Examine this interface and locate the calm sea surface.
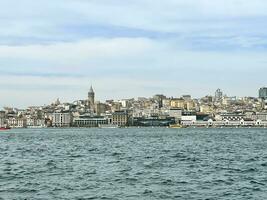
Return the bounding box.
[0,128,267,200]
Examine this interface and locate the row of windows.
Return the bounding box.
[75,120,107,125]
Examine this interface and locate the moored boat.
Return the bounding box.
[99,124,119,128]
[0,127,11,131]
[169,124,182,128]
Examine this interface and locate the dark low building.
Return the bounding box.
[196,113,211,121]
[73,115,108,127]
[132,116,175,127]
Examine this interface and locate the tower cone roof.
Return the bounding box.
[89,85,94,93]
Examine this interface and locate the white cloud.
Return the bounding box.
[1,0,267,40]
[0,0,267,107]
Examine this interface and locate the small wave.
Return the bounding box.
[250,180,265,186]
[161,179,174,186]
[100,196,113,199]
[120,167,132,173]
[77,196,98,200]
[111,152,123,156]
[143,189,153,194]
[162,149,171,153]
[69,154,83,158]
[84,170,97,175]
[87,148,98,152]
[242,168,258,173]
[125,177,139,184]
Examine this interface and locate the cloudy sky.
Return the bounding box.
[1,0,267,108]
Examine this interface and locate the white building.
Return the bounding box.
[7,118,27,128]
[181,115,197,126]
[27,118,46,128]
[52,113,72,127]
[182,119,267,127]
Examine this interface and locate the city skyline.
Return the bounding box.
[1,85,265,109]
[1,0,267,107]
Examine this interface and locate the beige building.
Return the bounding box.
[95,101,107,116]
[200,105,214,114]
[186,100,196,111]
[112,111,128,126]
[170,98,185,109]
[170,98,196,111]
[162,99,171,108]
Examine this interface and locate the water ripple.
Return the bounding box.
[0,128,267,199]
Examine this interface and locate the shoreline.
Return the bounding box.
[3,126,267,129]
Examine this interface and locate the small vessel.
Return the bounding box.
[169,124,182,128]
[99,124,119,128]
[0,127,11,131]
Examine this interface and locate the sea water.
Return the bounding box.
[0,128,266,200]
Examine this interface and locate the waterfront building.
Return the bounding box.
[220,113,245,121]
[52,112,72,127]
[196,113,211,121]
[132,116,175,127]
[185,119,258,127]
[7,118,27,128]
[244,111,256,121]
[255,119,267,127]
[26,118,46,128]
[259,87,267,99]
[73,115,108,127]
[112,111,129,127]
[166,108,182,122]
[181,115,197,122]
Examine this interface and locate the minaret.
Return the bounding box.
[88,85,95,109]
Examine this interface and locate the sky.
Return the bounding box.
[1,0,267,108]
